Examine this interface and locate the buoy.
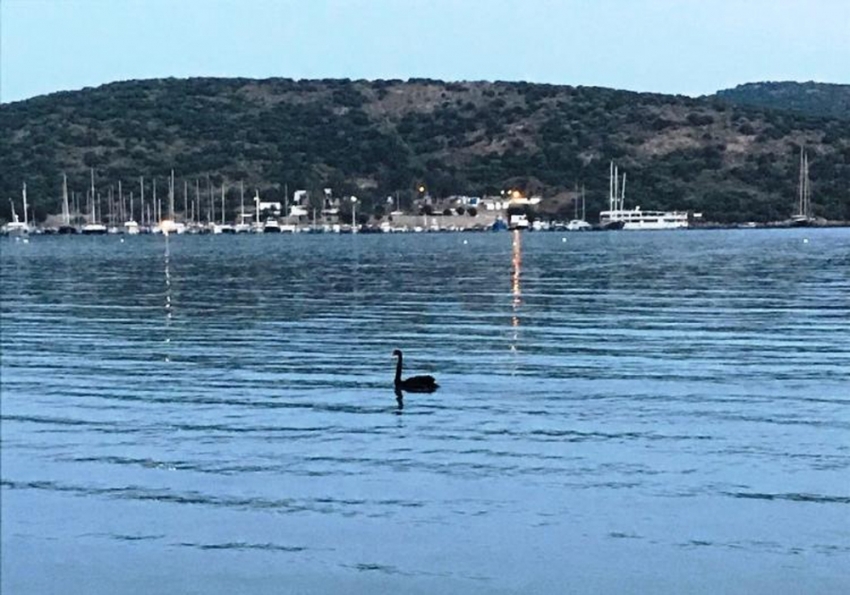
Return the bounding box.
[803,238,809,244]
[562,237,567,242]
[463,239,468,245]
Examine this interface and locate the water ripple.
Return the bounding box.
[3,230,849,590]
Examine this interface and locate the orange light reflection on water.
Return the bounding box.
[511,230,522,347]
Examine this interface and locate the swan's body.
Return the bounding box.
[393,349,438,393]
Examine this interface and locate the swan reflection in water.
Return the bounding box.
[392,349,438,410]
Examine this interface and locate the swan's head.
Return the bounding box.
[392,349,402,357]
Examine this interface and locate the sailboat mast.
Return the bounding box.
[62,173,70,224]
[798,147,804,217]
[90,168,96,223]
[581,184,586,221]
[573,183,579,220]
[183,180,188,223]
[22,182,29,226]
[207,175,213,223]
[240,180,245,224]
[803,153,812,218]
[621,172,627,210]
[139,176,145,226]
[169,169,175,221]
[221,183,226,225]
[615,166,619,211]
[108,186,113,226]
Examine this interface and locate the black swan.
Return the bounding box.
[393,349,438,393]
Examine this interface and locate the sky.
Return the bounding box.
[1,0,848,103]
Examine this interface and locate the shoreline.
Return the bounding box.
[4,219,849,237]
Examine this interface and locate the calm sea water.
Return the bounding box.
[2,229,848,594]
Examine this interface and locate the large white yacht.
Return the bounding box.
[599,161,689,230]
[600,207,689,230]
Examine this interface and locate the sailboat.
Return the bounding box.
[790,147,815,227]
[81,169,107,235]
[58,173,78,234]
[234,181,252,233]
[4,185,30,238]
[120,179,139,235]
[567,185,592,231]
[217,183,234,233]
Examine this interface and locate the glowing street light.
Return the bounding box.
[350,196,358,232]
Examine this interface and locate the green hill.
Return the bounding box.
[713,81,850,121]
[2,77,849,224]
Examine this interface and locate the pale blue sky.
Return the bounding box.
[1,0,848,103]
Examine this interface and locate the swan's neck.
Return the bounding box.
[394,354,403,384]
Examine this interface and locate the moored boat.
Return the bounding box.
[3,200,30,238]
[263,219,282,233]
[790,147,815,227]
[599,161,688,230]
[81,222,108,235]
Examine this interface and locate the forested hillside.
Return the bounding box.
[713,81,850,121]
[2,77,849,223]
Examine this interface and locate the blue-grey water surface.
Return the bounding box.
[2,229,849,594]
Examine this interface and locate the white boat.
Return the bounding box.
[599,161,688,230]
[566,185,591,230]
[601,207,689,230]
[4,197,30,238]
[157,219,186,235]
[263,219,282,233]
[81,222,107,235]
[124,220,140,235]
[566,219,592,231]
[509,213,529,230]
